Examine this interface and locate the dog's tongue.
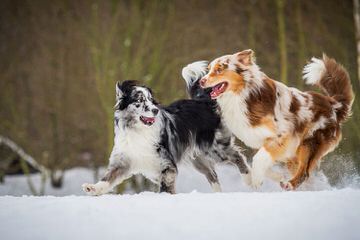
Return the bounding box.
[141,116,155,125]
[210,83,225,98]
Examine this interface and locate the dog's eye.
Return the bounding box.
[137,96,145,103]
[215,68,222,74]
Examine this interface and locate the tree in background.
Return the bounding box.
[86,1,173,157]
[276,0,288,84]
[296,0,306,87]
[354,0,360,84]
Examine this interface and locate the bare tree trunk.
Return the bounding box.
[247,0,256,49]
[296,0,306,87]
[354,0,360,84]
[276,0,288,84]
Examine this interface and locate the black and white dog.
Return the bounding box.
[82,63,250,195]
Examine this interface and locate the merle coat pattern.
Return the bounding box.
[82,78,250,195]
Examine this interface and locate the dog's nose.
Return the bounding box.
[152,108,159,116]
[199,78,207,87]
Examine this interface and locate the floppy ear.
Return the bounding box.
[116,81,123,99]
[235,49,255,66]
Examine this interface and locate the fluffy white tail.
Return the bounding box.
[302,57,326,85]
[181,61,208,89]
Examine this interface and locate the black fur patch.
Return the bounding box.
[159,99,221,161]
[116,80,138,110]
[116,80,158,110]
[188,79,213,100]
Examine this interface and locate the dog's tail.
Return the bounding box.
[303,55,354,122]
[181,61,209,99]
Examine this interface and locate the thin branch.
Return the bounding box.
[0,135,48,175]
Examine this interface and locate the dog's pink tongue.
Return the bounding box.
[210,91,218,98]
[148,117,155,123]
[210,85,222,98]
[144,117,155,124]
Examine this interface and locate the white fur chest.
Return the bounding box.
[114,124,161,179]
[218,93,274,149]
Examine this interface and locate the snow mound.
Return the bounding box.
[1,189,359,240]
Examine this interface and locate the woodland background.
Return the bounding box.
[0,0,359,193]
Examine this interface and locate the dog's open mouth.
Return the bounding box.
[140,116,155,126]
[210,82,228,99]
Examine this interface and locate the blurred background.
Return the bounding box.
[0,0,359,195]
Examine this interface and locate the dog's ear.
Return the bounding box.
[235,49,255,66]
[114,81,123,109]
[116,81,123,99]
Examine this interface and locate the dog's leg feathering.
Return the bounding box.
[159,164,177,194]
[193,159,222,192]
[82,161,130,196]
[251,148,274,189]
[231,151,252,186]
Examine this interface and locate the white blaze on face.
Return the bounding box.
[135,87,152,100]
[130,87,159,119]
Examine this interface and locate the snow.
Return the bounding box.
[0,165,336,196]
[0,167,101,196]
[1,163,360,240]
[0,189,359,240]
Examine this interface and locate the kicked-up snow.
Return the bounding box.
[0,189,359,240]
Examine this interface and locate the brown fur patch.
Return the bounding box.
[289,95,300,114]
[234,64,244,74]
[294,120,306,134]
[288,144,311,188]
[321,56,354,122]
[264,135,291,160]
[226,71,246,93]
[261,115,276,132]
[204,69,245,93]
[287,123,341,188]
[309,92,333,122]
[245,78,277,126]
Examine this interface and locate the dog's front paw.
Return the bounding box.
[82,181,110,196]
[82,183,99,196]
[241,173,252,186]
[251,173,264,189]
[280,181,294,191]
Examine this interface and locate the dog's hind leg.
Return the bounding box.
[282,131,341,190]
[221,144,251,186]
[228,150,251,184]
[193,159,222,192]
[82,161,130,196]
[281,144,310,190]
[214,132,251,185]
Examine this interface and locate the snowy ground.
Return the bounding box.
[1,164,360,240]
[0,164,337,196]
[1,189,359,240]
